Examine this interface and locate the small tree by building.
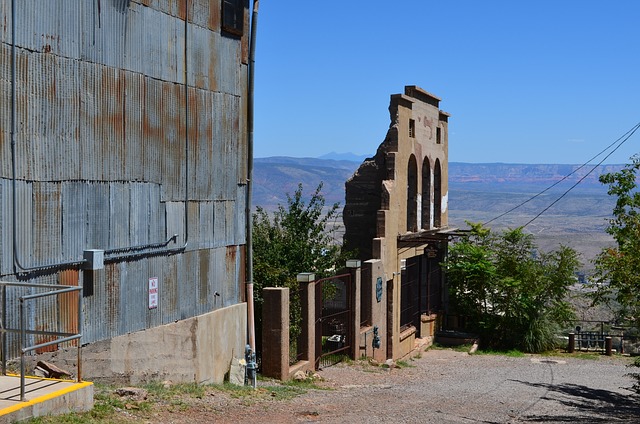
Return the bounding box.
[446,223,579,352]
[252,183,349,359]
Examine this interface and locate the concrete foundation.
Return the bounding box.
[31,304,247,385]
[0,377,93,424]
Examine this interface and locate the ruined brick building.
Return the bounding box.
[344,86,451,360]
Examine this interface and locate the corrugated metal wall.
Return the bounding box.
[0,0,248,349]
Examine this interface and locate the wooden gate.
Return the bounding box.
[315,273,353,369]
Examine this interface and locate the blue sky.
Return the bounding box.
[253,1,640,164]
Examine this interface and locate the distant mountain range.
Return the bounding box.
[253,155,622,270]
[253,156,623,210]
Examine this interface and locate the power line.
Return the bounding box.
[482,121,640,228]
[522,122,640,228]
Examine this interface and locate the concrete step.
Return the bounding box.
[0,375,93,423]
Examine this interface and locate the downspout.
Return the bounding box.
[246,0,259,356]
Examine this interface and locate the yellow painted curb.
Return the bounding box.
[0,380,93,417]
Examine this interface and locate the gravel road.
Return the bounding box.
[207,349,638,424]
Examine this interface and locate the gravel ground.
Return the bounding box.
[150,349,639,423]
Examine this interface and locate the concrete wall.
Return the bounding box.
[37,304,247,385]
[359,259,387,362]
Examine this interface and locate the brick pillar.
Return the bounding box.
[346,260,362,360]
[261,288,289,380]
[297,273,316,368]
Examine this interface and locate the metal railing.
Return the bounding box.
[0,282,83,401]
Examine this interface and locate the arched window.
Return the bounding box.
[434,159,442,228]
[421,158,431,230]
[407,155,418,232]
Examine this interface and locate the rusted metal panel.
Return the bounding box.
[235,184,247,244]
[14,180,33,270]
[198,202,214,249]
[8,1,83,60]
[208,247,223,309]
[165,202,186,247]
[32,182,62,265]
[197,249,211,314]
[78,61,99,181]
[161,250,180,322]
[86,182,110,250]
[58,270,79,349]
[118,261,147,335]
[149,183,165,243]
[80,0,127,70]
[0,44,11,178]
[124,72,144,182]
[179,250,198,318]
[109,182,130,250]
[130,183,150,246]
[223,245,239,307]
[124,3,183,84]
[61,182,87,262]
[0,180,13,275]
[213,201,226,248]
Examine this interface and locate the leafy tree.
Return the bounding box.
[252,183,349,357]
[591,154,640,327]
[446,223,579,352]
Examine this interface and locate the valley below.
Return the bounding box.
[254,157,620,273]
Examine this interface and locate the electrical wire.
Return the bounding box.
[484,122,640,226]
[521,122,640,228]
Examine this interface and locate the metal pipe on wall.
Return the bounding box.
[246,0,260,354]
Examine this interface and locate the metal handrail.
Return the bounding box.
[0,282,82,401]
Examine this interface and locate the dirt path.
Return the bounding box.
[141,349,639,423]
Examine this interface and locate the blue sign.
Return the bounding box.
[376,277,383,303]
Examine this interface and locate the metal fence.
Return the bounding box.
[0,282,82,401]
[315,273,352,369]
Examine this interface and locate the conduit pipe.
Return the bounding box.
[246,0,260,356]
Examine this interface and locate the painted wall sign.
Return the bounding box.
[149,277,158,309]
[376,277,383,303]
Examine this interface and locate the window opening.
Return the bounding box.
[222,0,246,36]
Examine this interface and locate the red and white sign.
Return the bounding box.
[149,277,158,309]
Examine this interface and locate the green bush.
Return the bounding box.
[446,223,579,353]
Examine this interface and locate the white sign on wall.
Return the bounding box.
[149,277,158,309]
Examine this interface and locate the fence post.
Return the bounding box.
[568,332,575,353]
[297,273,316,368]
[262,287,290,380]
[346,260,361,360]
[605,336,612,356]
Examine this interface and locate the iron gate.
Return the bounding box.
[315,273,353,369]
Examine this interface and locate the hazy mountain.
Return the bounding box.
[253,156,621,265]
[253,157,622,208]
[316,152,372,162]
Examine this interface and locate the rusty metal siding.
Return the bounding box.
[0,0,248,348]
[61,182,88,263]
[32,182,62,265]
[109,183,131,250]
[0,180,12,275]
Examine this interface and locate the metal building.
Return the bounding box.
[0,0,250,384]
